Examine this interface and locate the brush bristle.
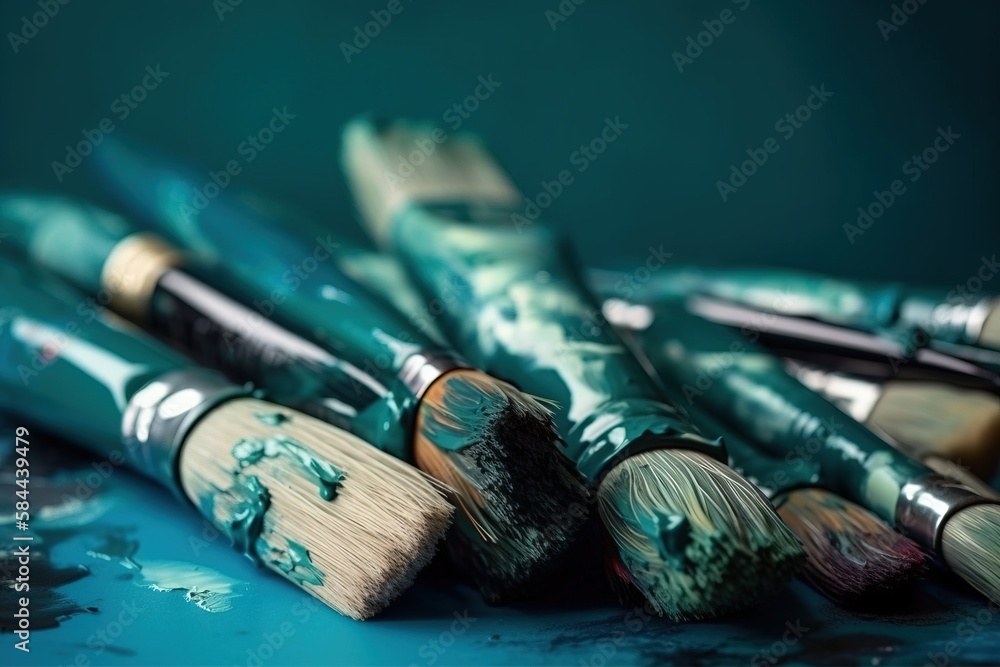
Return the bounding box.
[871,382,1000,478]
[415,369,589,601]
[597,449,805,620]
[921,456,1000,501]
[341,118,522,246]
[179,398,453,619]
[942,503,1000,605]
[978,301,1000,351]
[776,488,928,605]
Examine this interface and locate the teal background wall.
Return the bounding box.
[1,0,997,285]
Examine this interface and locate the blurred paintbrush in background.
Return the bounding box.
[0,258,453,620]
[600,265,1000,353]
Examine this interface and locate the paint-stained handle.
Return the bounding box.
[633,300,931,523]
[0,262,197,478]
[90,138,457,459]
[0,194,134,296]
[605,264,993,348]
[387,200,724,483]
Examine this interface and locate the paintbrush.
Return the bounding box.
[0,258,453,620]
[783,361,1000,487]
[340,118,805,621]
[597,265,1000,353]
[0,188,588,603]
[592,287,1000,394]
[645,366,930,606]
[316,243,934,605]
[612,298,1000,606]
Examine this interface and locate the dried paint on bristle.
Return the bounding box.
[942,504,1000,605]
[776,488,928,605]
[416,370,590,601]
[598,449,805,620]
[179,398,453,619]
[233,435,346,500]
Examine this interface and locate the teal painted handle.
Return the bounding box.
[0,261,194,469]
[90,138,458,458]
[632,300,930,523]
[604,265,993,348]
[389,202,723,483]
[0,194,133,295]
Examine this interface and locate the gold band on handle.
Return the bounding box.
[101,232,183,323]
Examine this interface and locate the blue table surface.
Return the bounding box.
[2,434,1000,667]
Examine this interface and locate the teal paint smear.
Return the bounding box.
[255,411,291,426]
[268,540,324,587]
[232,436,346,501]
[137,560,243,613]
[636,509,691,567]
[225,474,271,566]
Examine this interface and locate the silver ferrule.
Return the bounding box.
[916,297,997,345]
[122,368,252,493]
[895,474,993,555]
[399,351,468,399]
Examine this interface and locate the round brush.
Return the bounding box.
[0,190,588,603]
[340,118,805,621]
[0,261,452,620]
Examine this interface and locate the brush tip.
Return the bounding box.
[942,503,1000,606]
[179,398,453,619]
[598,449,805,620]
[777,488,928,605]
[415,369,589,601]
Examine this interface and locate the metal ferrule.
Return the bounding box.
[399,351,469,399]
[121,368,252,494]
[102,232,184,324]
[895,474,995,556]
[916,297,997,346]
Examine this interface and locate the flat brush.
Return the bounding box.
[0,260,453,620]
[341,117,805,621]
[2,187,588,602]
[614,298,1000,606]
[596,265,1000,353]
[784,361,1000,485]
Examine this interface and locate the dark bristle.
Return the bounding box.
[777,488,929,606]
[417,370,590,601]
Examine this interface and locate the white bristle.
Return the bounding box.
[942,503,1000,605]
[178,398,453,620]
